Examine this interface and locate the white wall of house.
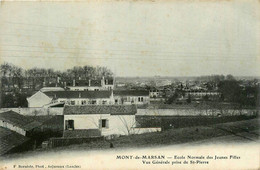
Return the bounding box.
[133,127,161,134]
[64,114,136,136]
[27,91,52,107]
[0,120,26,136]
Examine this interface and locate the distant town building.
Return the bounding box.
[149,88,160,98]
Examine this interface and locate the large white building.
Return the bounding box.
[63,105,137,137]
[63,105,160,137]
[27,91,114,108]
[27,90,150,108]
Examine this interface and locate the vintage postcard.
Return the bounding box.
[0,0,259,169]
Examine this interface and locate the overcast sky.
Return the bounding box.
[0,1,259,77]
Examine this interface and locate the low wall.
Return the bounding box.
[0,107,64,116]
[133,127,161,134]
[137,108,259,116]
[0,107,258,117]
[48,136,104,148]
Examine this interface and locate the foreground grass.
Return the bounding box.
[48,117,259,151]
[3,118,259,160]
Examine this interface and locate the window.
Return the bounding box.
[71,101,75,105]
[141,97,144,102]
[91,100,96,104]
[102,100,107,105]
[82,100,87,105]
[99,119,109,128]
[65,120,74,130]
[115,99,118,104]
[138,97,141,102]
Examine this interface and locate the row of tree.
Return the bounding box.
[0,62,114,90]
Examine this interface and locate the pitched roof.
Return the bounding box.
[0,127,29,155]
[64,105,137,115]
[90,80,101,87]
[0,111,41,131]
[43,91,112,99]
[40,87,65,92]
[114,90,149,96]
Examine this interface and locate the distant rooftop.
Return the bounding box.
[43,91,112,99]
[114,90,149,96]
[40,87,65,92]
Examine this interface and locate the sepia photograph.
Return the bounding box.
[0,0,259,169]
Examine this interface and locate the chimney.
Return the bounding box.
[79,93,81,98]
[73,80,75,86]
[89,79,91,87]
[101,76,104,86]
[64,82,66,87]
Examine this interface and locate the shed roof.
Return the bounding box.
[0,127,29,155]
[64,105,137,115]
[0,111,41,131]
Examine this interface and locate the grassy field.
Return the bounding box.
[42,117,260,151]
[136,115,257,130]
[2,117,259,160]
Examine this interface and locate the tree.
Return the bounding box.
[218,79,240,103]
[118,115,137,135]
[165,93,178,104]
[226,74,235,81]
[187,94,191,103]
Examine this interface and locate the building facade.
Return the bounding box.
[65,77,114,91]
[113,90,150,105]
[63,105,137,137]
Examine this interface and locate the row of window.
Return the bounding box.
[67,100,108,105]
